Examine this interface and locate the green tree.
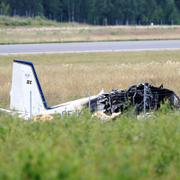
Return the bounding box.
[0,0,10,15]
[43,0,62,20]
[2,0,180,25]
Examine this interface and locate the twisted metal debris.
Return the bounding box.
[90,83,180,116]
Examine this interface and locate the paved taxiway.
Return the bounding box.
[0,40,180,55]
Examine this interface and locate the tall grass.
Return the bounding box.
[0,107,179,179]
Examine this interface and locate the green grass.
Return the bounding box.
[0,16,78,27]
[0,107,180,179]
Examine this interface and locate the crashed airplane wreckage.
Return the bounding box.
[90,83,180,117]
[0,60,180,120]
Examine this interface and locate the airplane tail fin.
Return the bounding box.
[10,60,48,118]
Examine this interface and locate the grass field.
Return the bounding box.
[0,51,180,179]
[0,16,180,44]
[1,51,180,107]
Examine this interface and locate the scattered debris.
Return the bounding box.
[33,114,54,122]
[92,112,121,122]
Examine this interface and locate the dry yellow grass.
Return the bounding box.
[0,26,180,44]
[0,50,180,108]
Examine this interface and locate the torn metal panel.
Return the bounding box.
[90,83,180,115]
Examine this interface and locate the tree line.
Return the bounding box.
[0,0,180,25]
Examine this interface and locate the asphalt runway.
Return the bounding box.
[0,40,180,55]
